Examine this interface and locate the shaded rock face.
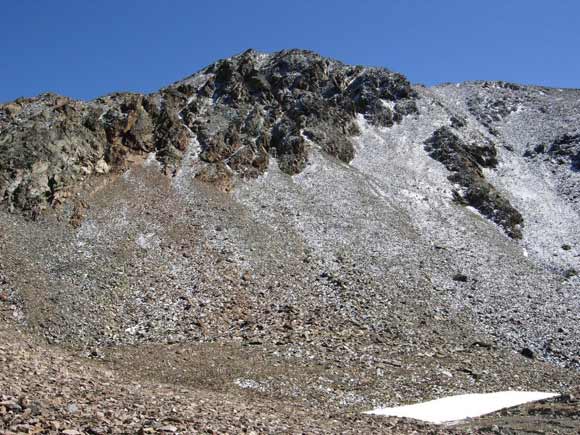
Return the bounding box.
[424,126,524,239]
[180,49,417,175]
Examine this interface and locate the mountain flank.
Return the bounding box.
[1,49,579,433]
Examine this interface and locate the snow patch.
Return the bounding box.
[365,391,558,424]
[143,152,160,168]
[380,99,396,110]
[173,138,201,193]
[136,232,157,250]
[234,378,266,392]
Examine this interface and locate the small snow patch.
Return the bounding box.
[380,99,396,110]
[364,391,558,424]
[143,152,160,168]
[233,378,266,392]
[136,232,157,250]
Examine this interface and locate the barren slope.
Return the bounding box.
[0,49,579,433]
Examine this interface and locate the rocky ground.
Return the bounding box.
[1,49,579,433]
[1,322,578,434]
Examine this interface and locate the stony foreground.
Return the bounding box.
[1,322,579,434]
[0,322,441,434]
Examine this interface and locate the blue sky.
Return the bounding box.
[1,1,579,102]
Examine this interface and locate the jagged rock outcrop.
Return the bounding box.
[0,49,418,215]
[548,132,580,169]
[525,131,580,170]
[178,49,417,177]
[424,126,524,239]
[0,92,190,214]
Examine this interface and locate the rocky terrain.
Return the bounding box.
[0,49,579,433]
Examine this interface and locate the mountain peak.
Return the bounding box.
[0,49,417,212]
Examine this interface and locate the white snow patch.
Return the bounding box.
[365,391,558,424]
[136,232,157,250]
[233,378,266,392]
[175,72,213,90]
[143,152,159,168]
[173,138,201,193]
[122,168,133,181]
[253,52,270,68]
[380,99,396,110]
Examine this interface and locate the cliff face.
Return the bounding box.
[0,91,187,214]
[0,49,417,212]
[0,50,579,432]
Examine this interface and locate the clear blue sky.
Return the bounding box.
[1,0,579,102]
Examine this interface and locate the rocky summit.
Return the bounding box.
[0,49,579,434]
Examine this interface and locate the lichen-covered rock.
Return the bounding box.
[0,91,193,214]
[0,94,107,213]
